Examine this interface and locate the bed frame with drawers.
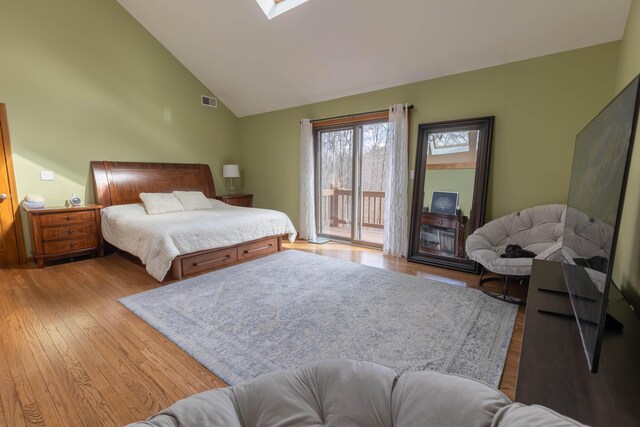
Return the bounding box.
[90,161,282,281]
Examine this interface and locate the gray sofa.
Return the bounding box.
[128,359,586,427]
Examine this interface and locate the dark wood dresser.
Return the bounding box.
[24,204,103,267]
[216,194,253,207]
[516,260,640,426]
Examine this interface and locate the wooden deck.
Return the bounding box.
[0,242,524,426]
[321,224,384,245]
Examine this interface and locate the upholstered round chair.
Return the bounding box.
[465,204,566,304]
[128,359,585,427]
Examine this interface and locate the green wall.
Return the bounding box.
[613,0,640,311]
[0,0,240,253]
[0,0,628,270]
[238,43,620,227]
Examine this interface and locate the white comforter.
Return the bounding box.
[101,200,297,281]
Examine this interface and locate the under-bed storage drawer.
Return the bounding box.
[238,237,279,261]
[182,247,238,276]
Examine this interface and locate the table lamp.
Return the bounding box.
[223,164,240,194]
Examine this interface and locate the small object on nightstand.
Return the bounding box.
[22,194,46,209]
[216,194,253,208]
[23,204,104,268]
[70,193,82,207]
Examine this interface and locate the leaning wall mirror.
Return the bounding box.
[408,116,494,272]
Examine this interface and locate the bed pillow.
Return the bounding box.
[173,191,214,211]
[139,193,184,215]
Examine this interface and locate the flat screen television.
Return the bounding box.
[561,75,640,373]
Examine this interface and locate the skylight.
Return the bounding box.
[428,132,475,156]
[255,0,310,20]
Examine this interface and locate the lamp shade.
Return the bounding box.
[223,164,240,178]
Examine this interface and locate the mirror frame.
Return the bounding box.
[408,116,494,273]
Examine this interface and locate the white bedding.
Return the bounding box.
[101,199,297,281]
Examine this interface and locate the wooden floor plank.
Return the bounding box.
[65,261,226,393]
[71,309,179,411]
[0,392,7,427]
[0,242,523,425]
[18,270,127,427]
[0,315,26,427]
[9,273,99,427]
[3,310,64,427]
[6,284,81,426]
[26,268,139,425]
[0,293,47,427]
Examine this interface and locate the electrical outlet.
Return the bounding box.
[40,170,54,181]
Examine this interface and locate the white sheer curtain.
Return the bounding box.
[383,104,409,256]
[299,119,317,241]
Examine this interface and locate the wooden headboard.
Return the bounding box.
[90,161,216,207]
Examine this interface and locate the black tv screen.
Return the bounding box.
[561,75,640,373]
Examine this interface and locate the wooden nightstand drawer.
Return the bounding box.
[217,194,253,207]
[41,223,96,241]
[43,236,98,255]
[421,213,457,229]
[226,197,250,207]
[238,236,278,261]
[40,210,96,226]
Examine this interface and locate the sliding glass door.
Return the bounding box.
[317,127,354,241]
[315,120,389,246]
[356,122,389,244]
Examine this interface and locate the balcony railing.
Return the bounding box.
[321,189,385,230]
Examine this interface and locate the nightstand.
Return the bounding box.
[24,204,104,268]
[216,194,253,207]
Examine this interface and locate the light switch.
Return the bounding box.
[410,170,415,180]
[40,170,54,181]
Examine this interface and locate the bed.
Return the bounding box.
[91,161,297,281]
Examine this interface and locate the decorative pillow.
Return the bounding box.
[139,193,184,215]
[173,191,214,211]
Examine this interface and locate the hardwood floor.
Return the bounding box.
[0,241,524,426]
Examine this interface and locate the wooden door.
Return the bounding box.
[0,104,26,266]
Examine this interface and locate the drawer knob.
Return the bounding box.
[69,243,75,248]
[66,216,72,221]
[68,229,75,235]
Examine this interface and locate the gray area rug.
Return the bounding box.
[120,250,518,387]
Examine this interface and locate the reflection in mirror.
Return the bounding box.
[424,130,478,218]
[409,117,493,273]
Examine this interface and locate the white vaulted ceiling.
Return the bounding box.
[117,0,631,117]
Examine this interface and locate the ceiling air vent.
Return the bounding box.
[201,95,218,108]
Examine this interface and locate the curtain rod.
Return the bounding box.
[307,104,414,124]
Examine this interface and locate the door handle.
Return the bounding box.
[0,194,7,202]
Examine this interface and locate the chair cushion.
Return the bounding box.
[229,359,396,427]
[466,204,565,276]
[392,371,510,427]
[493,403,587,427]
[127,359,586,427]
[134,388,241,427]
